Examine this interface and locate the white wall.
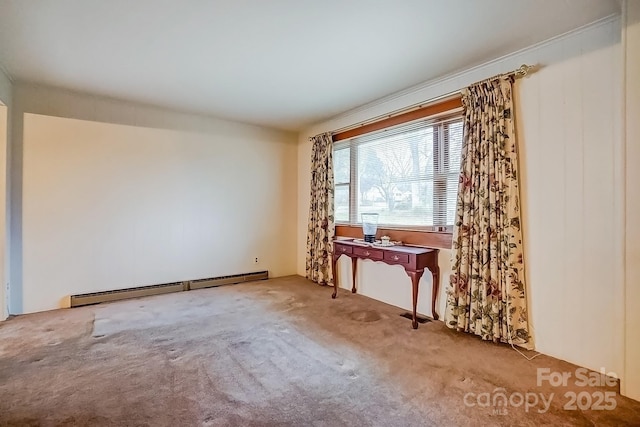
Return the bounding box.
[518,16,624,378]
[623,0,640,401]
[298,16,629,391]
[0,68,11,321]
[12,83,298,314]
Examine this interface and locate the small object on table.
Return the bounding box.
[361,213,379,243]
[380,235,391,246]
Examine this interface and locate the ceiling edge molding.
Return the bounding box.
[320,13,621,130]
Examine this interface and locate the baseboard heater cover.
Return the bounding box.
[189,270,269,290]
[70,271,269,307]
[70,282,185,307]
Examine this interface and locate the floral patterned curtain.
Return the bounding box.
[445,76,530,347]
[306,132,335,286]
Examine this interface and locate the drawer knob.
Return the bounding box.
[364,251,370,256]
[392,255,399,261]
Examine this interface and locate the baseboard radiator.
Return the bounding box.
[189,271,269,290]
[70,270,269,307]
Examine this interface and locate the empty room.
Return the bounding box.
[0,0,639,425]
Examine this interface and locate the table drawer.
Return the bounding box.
[335,244,353,255]
[353,246,383,260]
[383,251,410,264]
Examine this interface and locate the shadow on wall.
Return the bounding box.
[0,104,7,319]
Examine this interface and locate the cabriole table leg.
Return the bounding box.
[431,266,440,320]
[331,255,338,299]
[407,270,424,329]
[351,257,358,293]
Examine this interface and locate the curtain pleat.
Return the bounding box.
[445,77,530,347]
[306,133,335,286]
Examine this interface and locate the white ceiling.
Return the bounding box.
[0,0,620,131]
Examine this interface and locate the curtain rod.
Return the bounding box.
[327,64,534,137]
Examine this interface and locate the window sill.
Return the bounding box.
[335,224,452,249]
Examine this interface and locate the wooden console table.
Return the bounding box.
[331,240,440,329]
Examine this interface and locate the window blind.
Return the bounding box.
[333,114,463,230]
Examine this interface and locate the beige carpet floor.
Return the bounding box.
[0,275,639,426]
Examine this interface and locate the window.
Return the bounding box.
[333,114,463,231]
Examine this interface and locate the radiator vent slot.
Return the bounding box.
[70,271,269,307]
[189,270,269,290]
[70,282,185,307]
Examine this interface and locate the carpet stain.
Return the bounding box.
[349,309,382,322]
[289,301,306,308]
[347,370,359,380]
